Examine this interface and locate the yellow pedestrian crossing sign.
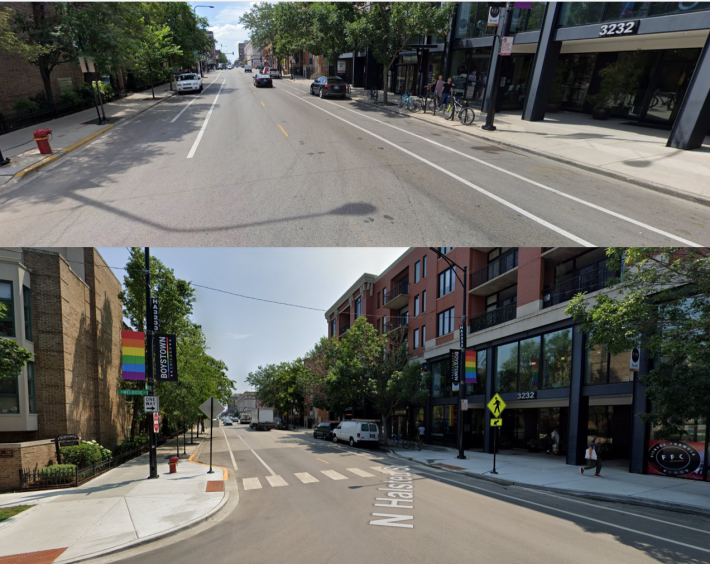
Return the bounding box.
[490,418,502,427]
[487,393,506,417]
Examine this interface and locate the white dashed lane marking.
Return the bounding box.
[321,470,348,481]
[348,468,375,478]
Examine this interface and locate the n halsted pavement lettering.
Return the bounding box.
[369,466,414,529]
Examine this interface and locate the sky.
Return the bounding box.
[97,248,407,394]
[190,1,255,59]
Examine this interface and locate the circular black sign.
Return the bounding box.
[489,7,500,18]
[631,348,640,362]
[648,441,701,477]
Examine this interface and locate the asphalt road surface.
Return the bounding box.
[113,425,710,564]
[0,68,708,247]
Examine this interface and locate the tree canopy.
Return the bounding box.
[566,248,710,439]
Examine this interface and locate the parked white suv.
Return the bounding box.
[333,420,379,447]
[176,73,203,94]
[268,68,280,79]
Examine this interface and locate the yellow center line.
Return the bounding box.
[316,457,330,464]
[278,124,288,137]
[261,101,265,107]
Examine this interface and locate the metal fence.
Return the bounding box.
[470,248,519,289]
[469,303,517,333]
[383,280,409,306]
[542,265,618,308]
[19,443,150,491]
[0,100,98,135]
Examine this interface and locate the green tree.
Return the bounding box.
[350,2,454,104]
[239,3,278,68]
[134,24,182,99]
[217,52,228,65]
[566,248,710,439]
[306,3,358,79]
[246,361,306,421]
[272,3,312,74]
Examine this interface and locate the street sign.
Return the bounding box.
[488,6,500,26]
[153,412,159,433]
[501,37,514,56]
[199,397,226,419]
[144,396,159,413]
[450,349,460,392]
[630,347,640,371]
[119,389,147,396]
[490,418,502,427]
[487,393,506,417]
[155,334,178,382]
[461,399,469,411]
[459,325,465,349]
[150,298,159,332]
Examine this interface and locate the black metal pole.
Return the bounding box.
[146,248,158,479]
[208,398,214,473]
[704,409,709,481]
[0,149,10,167]
[482,3,512,131]
[492,426,498,474]
[458,266,467,459]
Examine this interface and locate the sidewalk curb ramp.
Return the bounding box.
[8,90,177,184]
[388,451,710,519]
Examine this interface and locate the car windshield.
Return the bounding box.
[369,424,378,432]
[179,75,197,81]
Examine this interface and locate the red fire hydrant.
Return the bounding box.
[33,129,53,155]
[169,456,179,473]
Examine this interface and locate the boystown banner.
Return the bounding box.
[647,440,707,480]
[122,331,145,380]
[464,350,477,383]
[155,334,178,383]
[450,349,460,392]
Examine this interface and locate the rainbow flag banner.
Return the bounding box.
[122,330,146,381]
[465,350,477,383]
[446,405,455,428]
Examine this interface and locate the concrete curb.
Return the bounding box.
[342,91,710,208]
[6,90,177,184]
[388,451,710,518]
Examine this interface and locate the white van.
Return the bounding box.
[333,420,379,447]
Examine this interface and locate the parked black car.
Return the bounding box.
[253,73,273,88]
[314,422,339,440]
[309,76,346,99]
[274,418,288,430]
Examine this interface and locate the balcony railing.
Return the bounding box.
[543,265,617,308]
[470,248,519,289]
[339,322,350,336]
[383,316,409,334]
[383,280,409,307]
[469,304,517,333]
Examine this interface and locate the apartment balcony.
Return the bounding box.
[469,304,517,334]
[541,247,588,262]
[469,248,519,296]
[339,322,350,336]
[542,265,618,309]
[383,316,409,335]
[383,280,409,310]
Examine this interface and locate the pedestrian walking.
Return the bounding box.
[580,437,602,477]
[426,75,445,106]
[418,424,425,449]
[547,427,560,455]
[439,78,453,110]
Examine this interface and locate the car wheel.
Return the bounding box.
[349,437,355,447]
[319,88,324,99]
[332,435,338,444]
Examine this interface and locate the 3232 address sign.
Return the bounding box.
[599,21,639,37]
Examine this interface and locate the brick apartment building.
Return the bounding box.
[0,248,130,489]
[325,247,705,479]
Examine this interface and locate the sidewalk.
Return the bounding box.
[0,82,179,188]
[0,435,228,564]
[388,443,710,516]
[287,78,710,205]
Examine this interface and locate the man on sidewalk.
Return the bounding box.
[580,437,603,477]
[426,75,445,107]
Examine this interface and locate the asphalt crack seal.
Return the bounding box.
[370,465,414,529]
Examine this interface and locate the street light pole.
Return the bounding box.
[145,248,158,479]
[482,2,513,132]
[429,248,467,460]
[192,5,214,77]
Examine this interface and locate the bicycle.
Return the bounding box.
[443,93,475,125]
[398,92,415,109]
[345,83,352,95]
[368,87,378,102]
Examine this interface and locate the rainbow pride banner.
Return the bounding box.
[446,405,455,428]
[464,350,477,383]
[122,330,146,380]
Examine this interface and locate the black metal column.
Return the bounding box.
[483,346,495,454]
[481,4,513,129]
[457,266,467,459]
[566,327,588,466]
[145,248,158,479]
[629,347,651,474]
[522,2,563,122]
[667,31,710,150]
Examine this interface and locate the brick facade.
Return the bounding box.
[0,3,84,113]
[0,440,57,491]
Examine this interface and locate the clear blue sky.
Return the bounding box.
[97,248,407,394]
[190,2,255,59]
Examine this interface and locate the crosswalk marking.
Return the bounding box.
[371,466,397,474]
[322,470,348,481]
[243,477,262,490]
[348,468,375,478]
[266,475,288,487]
[294,472,319,484]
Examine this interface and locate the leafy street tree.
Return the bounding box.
[303,336,356,418]
[351,2,454,104]
[566,248,710,439]
[239,3,279,69]
[217,52,228,65]
[272,3,312,74]
[246,361,306,422]
[119,248,232,437]
[305,3,358,78]
[134,24,182,99]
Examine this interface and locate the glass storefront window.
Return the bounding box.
[450,49,491,103]
[649,2,710,16]
[585,340,633,384]
[431,359,446,398]
[608,349,633,383]
[542,329,572,389]
[496,342,518,393]
[603,2,651,21]
[455,3,498,40]
[509,3,547,34]
[559,2,605,26]
[432,405,457,445]
[560,2,710,27]
[518,337,541,390]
